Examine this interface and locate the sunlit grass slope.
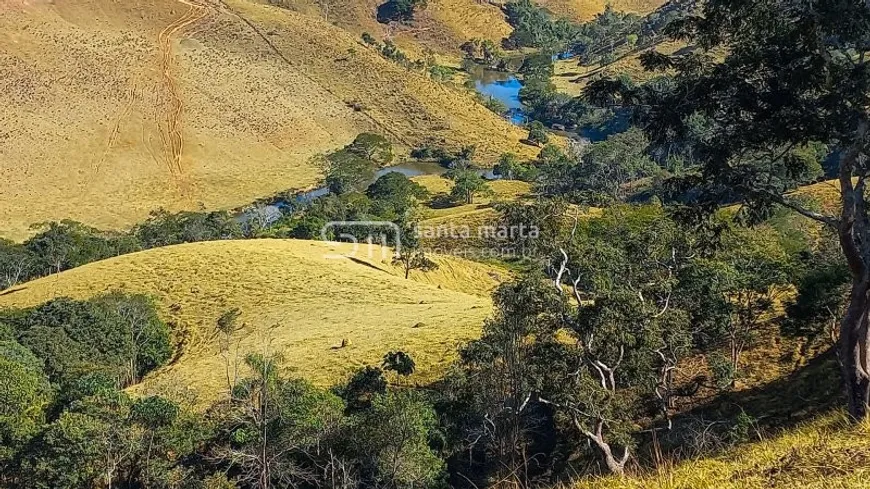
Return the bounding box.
[552,41,687,96]
[0,239,505,406]
[536,0,668,22]
[576,412,870,489]
[0,0,530,240]
[285,0,513,56]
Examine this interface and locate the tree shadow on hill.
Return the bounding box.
[643,348,843,466]
[376,1,406,24]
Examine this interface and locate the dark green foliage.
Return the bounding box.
[493,153,539,182]
[534,129,659,203]
[9,294,171,387]
[341,366,387,412]
[504,0,577,50]
[446,275,564,484]
[322,150,377,195]
[0,355,53,468]
[17,325,94,385]
[573,128,659,203]
[24,220,141,276]
[131,396,180,429]
[446,168,491,205]
[785,241,850,343]
[0,340,44,373]
[366,172,430,219]
[347,133,395,167]
[134,209,242,248]
[377,0,427,23]
[0,239,36,289]
[352,391,444,488]
[24,412,111,489]
[383,351,416,377]
[526,121,549,146]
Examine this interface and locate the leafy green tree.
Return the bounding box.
[447,169,491,205]
[12,294,171,387]
[392,221,438,279]
[25,412,115,489]
[526,121,549,147]
[25,220,140,275]
[341,366,387,412]
[535,144,578,196]
[584,0,870,417]
[493,153,538,182]
[0,355,53,470]
[550,206,700,472]
[134,209,241,248]
[0,339,45,372]
[383,351,416,377]
[377,0,427,23]
[504,0,578,50]
[353,391,443,489]
[322,150,377,195]
[0,239,35,289]
[393,248,438,280]
[92,292,173,384]
[575,127,659,203]
[347,133,394,167]
[702,226,793,379]
[216,352,346,489]
[785,233,850,345]
[130,396,181,486]
[449,275,564,484]
[366,172,430,219]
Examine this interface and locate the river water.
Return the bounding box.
[238,67,531,225]
[465,62,528,125]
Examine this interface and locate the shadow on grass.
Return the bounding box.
[644,349,843,466]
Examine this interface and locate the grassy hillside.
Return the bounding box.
[536,0,668,22]
[282,0,513,56]
[0,0,531,241]
[0,239,505,406]
[576,412,870,489]
[552,40,687,96]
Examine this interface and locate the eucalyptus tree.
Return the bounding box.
[586,0,870,418]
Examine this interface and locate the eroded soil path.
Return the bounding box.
[156,0,208,179]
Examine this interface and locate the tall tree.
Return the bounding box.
[587,0,870,418]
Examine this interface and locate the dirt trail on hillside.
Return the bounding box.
[95,78,138,175]
[156,0,208,181]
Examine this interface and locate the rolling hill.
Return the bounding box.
[0,239,506,406]
[0,0,532,241]
[536,0,667,22]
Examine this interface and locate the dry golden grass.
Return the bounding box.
[575,412,870,489]
[552,41,686,96]
[536,0,668,22]
[413,175,533,220]
[282,0,511,56]
[0,0,532,241]
[0,239,504,406]
[793,179,843,214]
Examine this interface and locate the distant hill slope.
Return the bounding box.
[0,239,504,405]
[0,0,530,240]
[281,0,513,56]
[536,0,668,22]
